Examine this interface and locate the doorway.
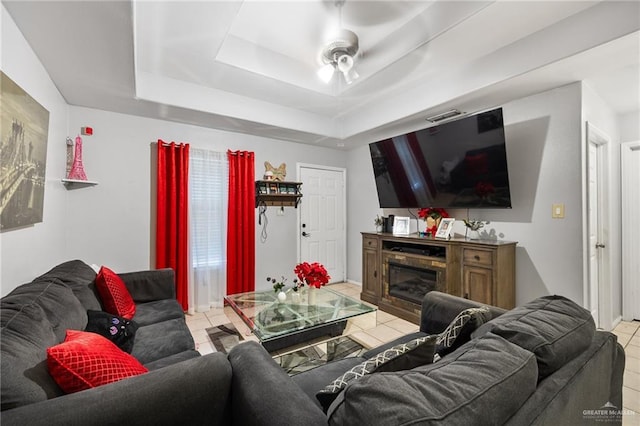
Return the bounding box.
[297,164,346,283]
[585,122,611,330]
[621,141,640,321]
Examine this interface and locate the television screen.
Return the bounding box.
[369,108,511,209]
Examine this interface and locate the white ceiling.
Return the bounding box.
[3,1,639,149]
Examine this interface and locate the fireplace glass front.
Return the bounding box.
[388,261,438,305]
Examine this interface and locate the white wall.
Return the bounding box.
[1,5,71,295]
[619,110,640,143]
[65,106,346,293]
[346,83,586,307]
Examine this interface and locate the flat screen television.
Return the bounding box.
[369,107,512,209]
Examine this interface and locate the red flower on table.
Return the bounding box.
[294,262,330,289]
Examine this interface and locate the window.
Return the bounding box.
[189,149,228,268]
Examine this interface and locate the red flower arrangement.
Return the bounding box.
[418,207,449,220]
[294,262,330,289]
[418,207,449,235]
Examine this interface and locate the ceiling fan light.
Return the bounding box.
[347,67,359,82]
[336,54,353,73]
[317,64,335,83]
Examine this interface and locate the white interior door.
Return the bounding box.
[587,141,601,327]
[622,141,640,321]
[585,122,611,329]
[298,165,346,283]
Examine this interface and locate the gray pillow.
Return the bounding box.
[327,334,538,425]
[471,295,595,380]
[316,335,436,412]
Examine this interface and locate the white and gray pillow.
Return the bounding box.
[316,335,437,411]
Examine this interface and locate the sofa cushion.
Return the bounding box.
[130,318,195,364]
[32,260,101,311]
[472,295,595,380]
[96,266,136,319]
[317,335,437,412]
[434,306,490,360]
[143,350,202,371]
[1,301,63,410]
[47,330,148,394]
[5,280,87,342]
[85,310,139,353]
[327,333,538,425]
[133,299,185,327]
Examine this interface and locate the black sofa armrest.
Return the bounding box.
[0,353,231,426]
[119,268,176,302]
[228,341,326,426]
[420,291,506,335]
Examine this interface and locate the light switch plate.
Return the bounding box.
[552,203,565,218]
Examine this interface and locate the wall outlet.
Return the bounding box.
[552,203,565,218]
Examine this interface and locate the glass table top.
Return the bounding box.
[224,287,376,344]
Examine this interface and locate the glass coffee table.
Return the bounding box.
[225,287,376,352]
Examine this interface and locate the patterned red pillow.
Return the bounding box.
[96,266,136,319]
[47,330,148,394]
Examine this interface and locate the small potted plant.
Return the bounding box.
[374,215,384,232]
[463,219,488,240]
[267,276,288,302]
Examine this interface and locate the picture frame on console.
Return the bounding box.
[392,216,410,235]
[435,218,455,239]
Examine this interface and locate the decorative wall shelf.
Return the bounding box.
[255,180,302,208]
[61,179,99,189]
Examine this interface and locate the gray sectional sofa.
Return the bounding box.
[1,260,231,425]
[228,291,626,425]
[1,260,626,425]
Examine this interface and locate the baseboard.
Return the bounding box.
[611,315,622,330]
[347,279,362,286]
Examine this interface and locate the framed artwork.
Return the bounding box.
[0,71,50,232]
[435,218,455,239]
[393,216,410,235]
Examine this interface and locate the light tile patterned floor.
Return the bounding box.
[186,282,640,425]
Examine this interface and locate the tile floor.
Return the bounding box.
[186,282,639,425]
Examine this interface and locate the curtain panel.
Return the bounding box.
[156,140,190,311]
[227,150,255,295]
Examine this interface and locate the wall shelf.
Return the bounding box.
[61,179,99,189]
[255,180,302,208]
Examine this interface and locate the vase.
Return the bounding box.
[290,290,301,304]
[307,286,317,305]
[467,228,481,240]
[426,217,441,235]
[277,291,287,302]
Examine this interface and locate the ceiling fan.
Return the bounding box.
[317,0,360,85]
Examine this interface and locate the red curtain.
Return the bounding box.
[227,150,255,295]
[156,140,190,311]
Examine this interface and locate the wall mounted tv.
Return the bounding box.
[369,107,512,209]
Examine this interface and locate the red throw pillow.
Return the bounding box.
[47,330,148,394]
[96,266,136,319]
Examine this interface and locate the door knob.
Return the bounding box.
[302,231,311,237]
